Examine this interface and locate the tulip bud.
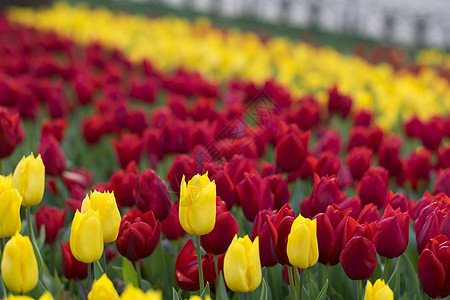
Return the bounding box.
[378,135,403,176]
[70,209,104,263]
[41,118,67,142]
[287,215,319,269]
[374,205,409,258]
[39,291,55,300]
[116,209,160,261]
[112,134,143,169]
[88,274,120,300]
[364,279,393,300]
[1,233,38,293]
[434,169,450,196]
[161,201,186,240]
[267,203,296,265]
[353,110,373,127]
[12,153,45,207]
[39,133,66,176]
[179,173,216,236]
[35,205,66,244]
[0,107,19,158]
[61,241,88,280]
[340,235,377,280]
[315,151,341,177]
[308,174,341,217]
[418,116,444,150]
[346,147,373,179]
[357,204,380,224]
[0,177,22,238]
[275,122,309,172]
[203,162,235,209]
[110,161,139,207]
[250,209,278,267]
[418,235,450,298]
[120,285,162,300]
[224,235,262,293]
[357,166,389,208]
[136,169,171,221]
[437,146,450,169]
[328,86,352,118]
[166,154,196,194]
[201,198,239,255]
[81,191,121,243]
[408,148,431,180]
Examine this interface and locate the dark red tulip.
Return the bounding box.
[126,109,148,136]
[347,126,367,151]
[305,174,341,218]
[315,150,341,177]
[328,85,352,118]
[74,72,95,104]
[404,115,423,138]
[39,133,66,176]
[437,146,450,170]
[434,169,450,196]
[418,235,450,299]
[82,115,108,144]
[346,147,373,179]
[143,128,163,168]
[275,122,309,172]
[418,116,444,150]
[338,196,362,219]
[236,171,274,222]
[260,162,277,178]
[408,148,432,180]
[384,191,409,213]
[357,204,380,224]
[314,130,341,156]
[287,155,317,182]
[201,198,239,255]
[61,168,93,201]
[116,209,160,261]
[110,161,139,207]
[129,77,158,103]
[203,162,235,209]
[263,79,292,108]
[353,109,373,127]
[0,106,19,158]
[168,93,188,120]
[378,134,403,176]
[267,203,296,265]
[166,154,197,194]
[41,118,67,142]
[225,155,256,186]
[287,96,319,130]
[136,168,171,221]
[357,166,389,208]
[339,235,377,280]
[374,205,410,258]
[112,133,143,169]
[161,201,186,241]
[61,241,88,280]
[365,126,383,151]
[35,206,66,244]
[267,174,290,210]
[175,238,219,291]
[250,209,278,267]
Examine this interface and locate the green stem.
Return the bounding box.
[158,241,169,295]
[214,255,219,279]
[382,257,391,281]
[299,269,304,300]
[196,235,204,294]
[318,264,322,289]
[87,263,92,292]
[357,280,362,300]
[102,251,107,274]
[0,238,6,299]
[306,268,312,296]
[26,207,33,238]
[288,266,297,300]
[136,260,142,289]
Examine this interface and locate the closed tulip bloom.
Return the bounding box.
[275,122,309,172]
[433,169,450,196]
[0,107,19,158]
[39,292,55,300]
[35,205,66,244]
[0,177,22,238]
[60,241,88,280]
[88,274,120,300]
[364,279,393,300]
[374,205,409,258]
[112,133,143,169]
[120,285,162,300]
[81,190,121,243]
[346,147,373,180]
[1,233,38,294]
[250,209,278,267]
[267,203,296,265]
[70,209,104,263]
[12,153,45,207]
[161,201,186,240]
[340,235,377,280]
[224,235,262,293]
[136,169,171,221]
[357,166,389,208]
[287,215,319,269]
[179,173,216,236]
[39,133,66,176]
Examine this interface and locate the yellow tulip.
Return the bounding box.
[81,191,121,243]
[39,292,54,300]
[224,235,261,293]
[88,274,120,300]
[120,285,162,300]
[70,209,104,263]
[0,177,22,238]
[12,153,45,207]
[1,233,38,294]
[5,295,34,300]
[287,215,319,269]
[364,279,393,300]
[179,173,216,236]
[188,296,211,300]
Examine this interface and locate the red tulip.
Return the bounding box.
[250,209,278,267]
[203,162,235,209]
[434,169,450,196]
[328,85,352,118]
[161,201,186,241]
[408,148,431,180]
[357,166,389,208]
[136,168,171,221]
[418,116,444,150]
[116,209,160,261]
[275,122,309,172]
[378,135,403,176]
[129,77,158,103]
[357,204,380,224]
[82,115,108,144]
[201,198,239,255]
[35,206,66,244]
[315,150,341,177]
[404,115,423,138]
[41,118,67,142]
[346,146,373,179]
[314,130,341,156]
[437,146,450,169]
[0,106,19,158]
[267,174,290,210]
[303,174,341,218]
[110,161,139,207]
[287,96,319,130]
[39,133,67,176]
[347,126,367,151]
[338,196,362,219]
[385,191,409,213]
[126,109,148,136]
[61,241,88,280]
[418,235,450,298]
[339,235,377,280]
[353,109,373,127]
[112,133,143,169]
[166,154,196,194]
[267,203,296,265]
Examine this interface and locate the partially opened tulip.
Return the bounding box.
[0,176,22,238]
[287,215,319,269]
[81,190,121,243]
[364,279,393,300]
[1,233,38,294]
[70,208,104,263]
[88,273,120,300]
[12,153,45,207]
[224,235,262,293]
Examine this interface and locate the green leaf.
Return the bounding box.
[259,278,268,300]
[94,260,104,280]
[172,287,181,300]
[122,257,138,287]
[141,279,153,292]
[200,282,210,298]
[403,254,421,299]
[315,279,328,300]
[216,271,228,300]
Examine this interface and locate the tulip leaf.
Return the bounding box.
[259,278,268,300]
[402,254,421,299]
[200,282,210,299]
[216,271,228,300]
[141,279,153,291]
[172,287,182,300]
[315,279,328,300]
[94,260,105,280]
[122,257,138,287]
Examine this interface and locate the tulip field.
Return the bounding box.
[0,2,450,300]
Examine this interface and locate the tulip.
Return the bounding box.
[250,209,278,267]
[88,274,120,300]
[41,118,67,142]
[434,169,450,196]
[224,235,262,293]
[353,109,373,127]
[136,169,171,221]
[116,209,160,261]
[374,205,409,258]
[364,279,393,300]
[314,130,341,156]
[166,154,196,194]
[161,201,186,240]
[315,150,341,177]
[82,115,108,144]
[340,235,377,280]
[179,173,216,236]
[304,174,341,217]
[287,215,319,269]
[1,233,38,293]
[110,161,139,207]
[61,241,88,280]
[70,209,104,263]
[0,177,22,238]
[346,147,373,179]
[404,115,422,137]
[357,204,380,224]
[267,203,296,265]
[407,148,431,180]
[357,166,389,208]
[418,116,444,150]
[384,191,409,213]
[35,205,66,244]
[328,85,352,118]
[0,106,19,158]
[112,134,143,169]
[201,197,239,255]
[275,122,309,172]
[414,203,450,253]
[437,146,450,169]
[81,190,121,243]
[120,285,162,300]
[39,292,55,300]
[378,135,403,176]
[39,132,66,176]
[203,162,235,209]
[418,235,450,298]
[12,153,45,207]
